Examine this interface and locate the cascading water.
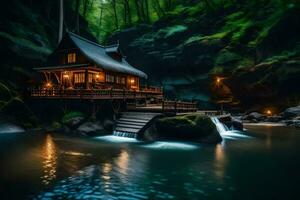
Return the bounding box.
[113,131,137,139]
[211,117,250,140]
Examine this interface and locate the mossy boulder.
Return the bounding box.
[61,111,86,128]
[155,114,222,143]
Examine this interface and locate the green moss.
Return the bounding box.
[62,111,85,124]
[52,121,62,129]
[157,25,187,39]
[156,114,216,139]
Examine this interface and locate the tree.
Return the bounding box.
[152,0,165,18]
[58,0,64,44]
[74,0,80,34]
[97,1,104,39]
[134,0,143,22]
[110,0,119,29]
[123,0,132,26]
[83,0,90,18]
[144,0,150,22]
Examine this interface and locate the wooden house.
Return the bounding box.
[31,32,162,100]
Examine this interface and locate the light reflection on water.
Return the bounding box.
[214,144,226,180]
[1,125,299,199]
[41,134,57,186]
[116,149,129,176]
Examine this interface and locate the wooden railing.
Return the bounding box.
[162,100,197,112]
[30,87,163,100]
[140,86,163,94]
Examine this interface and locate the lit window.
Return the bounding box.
[116,76,125,84]
[106,74,114,83]
[67,53,76,63]
[74,73,85,83]
[88,73,93,83]
[121,77,125,84]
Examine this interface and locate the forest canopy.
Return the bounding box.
[68,0,298,42]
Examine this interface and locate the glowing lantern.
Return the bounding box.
[266,110,272,115]
[130,78,135,84]
[63,71,69,79]
[45,82,52,88]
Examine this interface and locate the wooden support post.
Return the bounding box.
[85,69,89,89]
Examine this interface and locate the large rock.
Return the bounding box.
[154,114,222,144]
[283,105,300,118]
[242,112,266,122]
[77,121,105,136]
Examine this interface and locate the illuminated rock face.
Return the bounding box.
[147,114,222,144]
[284,106,300,118]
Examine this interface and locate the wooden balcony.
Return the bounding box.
[30,86,163,100]
[127,100,198,113]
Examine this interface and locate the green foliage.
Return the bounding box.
[62,111,85,124]
[156,114,216,137]
[158,25,187,38]
[216,50,241,65]
[0,32,51,58]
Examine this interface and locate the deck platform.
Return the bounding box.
[30,88,163,100]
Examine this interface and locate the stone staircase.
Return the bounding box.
[113,112,162,138]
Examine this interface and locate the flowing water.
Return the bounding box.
[0,124,300,199]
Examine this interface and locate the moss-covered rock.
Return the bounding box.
[155,114,222,143]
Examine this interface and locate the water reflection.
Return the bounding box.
[214,144,226,180]
[41,134,57,185]
[116,149,129,176]
[102,162,112,192]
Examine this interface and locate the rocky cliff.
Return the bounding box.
[109,1,300,111]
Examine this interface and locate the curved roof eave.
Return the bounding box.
[68,32,148,79]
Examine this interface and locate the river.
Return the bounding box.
[0,125,299,199]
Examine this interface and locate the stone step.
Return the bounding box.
[116,120,146,126]
[118,117,149,123]
[116,123,144,129]
[115,127,141,134]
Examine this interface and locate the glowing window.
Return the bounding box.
[74,73,85,83]
[106,74,114,83]
[67,53,76,63]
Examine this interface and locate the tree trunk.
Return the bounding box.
[125,0,132,25]
[123,0,128,25]
[97,6,103,39]
[83,0,89,18]
[58,0,64,44]
[153,0,165,17]
[134,0,142,22]
[75,0,80,34]
[140,0,146,22]
[144,0,150,22]
[111,0,119,29]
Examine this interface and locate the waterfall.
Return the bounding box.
[211,117,250,140]
[210,117,230,133]
[113,131,137,139]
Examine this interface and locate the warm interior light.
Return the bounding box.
[45,82,52,88]
[63,72,69,79]
[96,74,100,79]
[216,77,221,84]
[266,110,272,115]
[130,78,135,84]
